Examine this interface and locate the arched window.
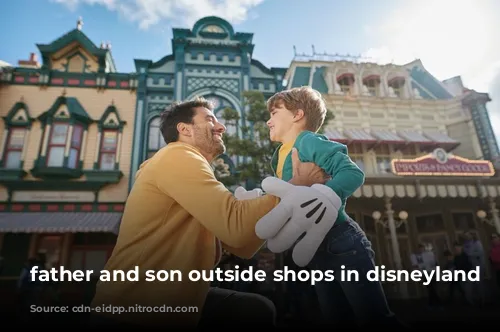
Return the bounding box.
[147,117,166,158]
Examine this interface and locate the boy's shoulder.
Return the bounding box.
[297,130,347,152]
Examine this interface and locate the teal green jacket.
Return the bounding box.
[270,130,365,225]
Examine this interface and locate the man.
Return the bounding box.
[90,97,327,328]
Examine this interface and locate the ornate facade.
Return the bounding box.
[0,21,137,292]
[0,15,499,301]
[285,54,500,298]
[129,16,287,186]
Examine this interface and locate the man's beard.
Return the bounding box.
[193,126,225,157]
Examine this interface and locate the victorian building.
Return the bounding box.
[1,15,499,302]
[0,20,137,292]
[129,16,287,186]
[285,52,500,298]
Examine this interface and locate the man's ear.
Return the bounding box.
[293,109,305,122]
[177,122,192,137]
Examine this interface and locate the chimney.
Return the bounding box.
[18,52,40,69]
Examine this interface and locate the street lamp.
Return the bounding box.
[476,209,500,233]
[372,210,408,227]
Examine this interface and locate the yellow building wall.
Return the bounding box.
[0,84,137,202]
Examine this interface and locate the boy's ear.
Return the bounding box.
[293,109,305,122]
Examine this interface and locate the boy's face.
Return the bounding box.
[266,102,296,142]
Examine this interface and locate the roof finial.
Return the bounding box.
[111,99,115,105]
[77,17,83,30]
[61,89,67,97]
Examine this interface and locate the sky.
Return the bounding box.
[1,0,500,139]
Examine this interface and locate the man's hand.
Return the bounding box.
[289,148,330,186]
[234,186,263,200]
[255,177,342,267]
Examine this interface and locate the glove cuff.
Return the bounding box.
[311,184,341,209]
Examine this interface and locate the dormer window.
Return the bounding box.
[46,122,83,168]
[363,75,381,97]
[32,95,92,179]
[0,100,33,178]
[388,76,405,97]
[94,103,125,171]
[337,73,355,94]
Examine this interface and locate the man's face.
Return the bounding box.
[190,107,226,158]
[266,102,296,142]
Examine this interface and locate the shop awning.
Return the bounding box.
[371,129,406,144]
[0,212,122,234]
[344,128,377,143]
[323,128,349,143]
[423,131,460,149]
[397,130,434,144]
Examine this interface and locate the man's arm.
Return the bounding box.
[222,238,265,259]
[296,132,365,201]
[154,144,279,250]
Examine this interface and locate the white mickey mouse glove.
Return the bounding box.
[234,186,263,200]
[255,177,341,267]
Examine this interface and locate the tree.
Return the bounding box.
[214,90,334,189]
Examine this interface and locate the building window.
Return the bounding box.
[148,117,166,158]
[0,100,33,172]
[95,104,125,171]
[388,77,405,97]
[374,144,391,174]
[99,130,118,170]
[3,128,27,169]
[32,95,92,178]
[363,75,380,97]
[45,122,84,168]
[337,74,355,94]
[349,143,365,171]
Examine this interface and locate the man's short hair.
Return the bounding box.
[159,97,214,144]
[266,86,327,132]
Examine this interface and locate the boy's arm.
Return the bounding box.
[154,145,279,249]
[297,133,365,201]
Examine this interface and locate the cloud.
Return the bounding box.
[361,0,500,139]
[51,0,264,29]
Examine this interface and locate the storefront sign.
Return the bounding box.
[391,148,495,176]
[11,191,95,202]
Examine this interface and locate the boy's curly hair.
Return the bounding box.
[267,86,327,132]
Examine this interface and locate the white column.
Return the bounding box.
[384,197,408,298]
[385,197,402,270]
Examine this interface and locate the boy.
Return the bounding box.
[259,86,400,328]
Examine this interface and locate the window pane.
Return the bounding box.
[102,131,118,151]
[148,127,160,150]
[99,153,115,170]
[71,125,83,147]
[5,151,22,169]
[68,148,78,168]
[8,129,26,148]
[50,124,68,145]
[47,146,65,167]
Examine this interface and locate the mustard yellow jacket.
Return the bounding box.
[91,142,279,326]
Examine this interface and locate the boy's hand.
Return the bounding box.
[255,177,341,267]
[234,186,263,200]
[289,148,330,186]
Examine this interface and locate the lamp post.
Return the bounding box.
[372,209,408,271]
[372,198,409,298]
[476,198,500,234]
